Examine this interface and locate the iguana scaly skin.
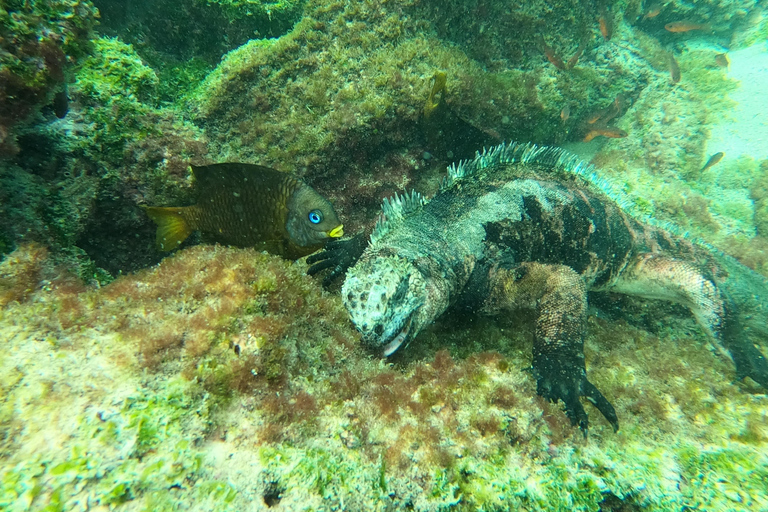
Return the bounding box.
[341,142,768,434]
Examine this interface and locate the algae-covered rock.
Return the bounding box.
[93,0,304,66]
[0,36,209,275]
[1,244,767,511]
[0,0,98,155]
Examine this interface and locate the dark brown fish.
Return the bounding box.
[144,163,343,259]
[700,152,724,172]
[669,54,681,83]
[715,53,730,69]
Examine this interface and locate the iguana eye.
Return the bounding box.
[308,210,323,224]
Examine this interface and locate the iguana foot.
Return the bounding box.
[728,337,768,389]
[307,232,369,287]
[535,359,619,435]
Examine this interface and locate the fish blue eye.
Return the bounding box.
[308,210,323,224]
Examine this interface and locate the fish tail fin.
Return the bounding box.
[143,206,193,252]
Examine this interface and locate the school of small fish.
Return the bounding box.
[541,0,730,171]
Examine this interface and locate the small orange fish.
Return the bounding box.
[665,21,708,33]
[538,38,566,70]
[586,112,603,124]
[566,37,589,70]
[613,93,625,112]
[544,48,566,70]
[546,51,566,70]
[599,16,613,40]
[700,152,724,172]
[602,95,623,124]
[561,105,571,123]
[669,54,681,83]
[585,95,624,126]
[642,5,662,21]
[583,127,628,142]
[715,53,730,69]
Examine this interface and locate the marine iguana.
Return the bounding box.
[309,142,768,434]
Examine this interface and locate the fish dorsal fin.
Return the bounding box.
[370,189,426,245]
[191,163,299,202]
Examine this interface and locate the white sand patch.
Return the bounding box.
[707,41,768,161]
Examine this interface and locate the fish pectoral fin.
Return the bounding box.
[143,206,193,252]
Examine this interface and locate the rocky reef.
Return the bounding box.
[0,0,98,156]
[2,0,768,510]
[2,243,768,511]
[3,0,768,275]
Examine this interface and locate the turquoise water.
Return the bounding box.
[2,1,768,511]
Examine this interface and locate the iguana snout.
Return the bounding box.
[342,253,426,356]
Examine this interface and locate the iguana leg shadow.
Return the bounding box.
[484,262,619,435]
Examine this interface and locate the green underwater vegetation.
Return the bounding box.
[2,242,768,511]
[2,0,768,510]
[0,0,98,155]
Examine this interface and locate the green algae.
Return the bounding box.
[2,244,768,511]
[3,1,768,510]
[205,0,305,23]
[0,0,98,154]
[678,445,768,510]
[0,375,209,512]
[74,36,160,164]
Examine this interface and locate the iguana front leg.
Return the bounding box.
[484,262,619,435]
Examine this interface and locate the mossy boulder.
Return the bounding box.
[1,244,767,511]
[0,36,208,275]
[0,0,98,155]
[92,0,304,65]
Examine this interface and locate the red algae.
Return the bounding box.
[0,243,54,306]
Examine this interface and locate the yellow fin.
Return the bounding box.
[423,71,447,119]
[143,206,193,252]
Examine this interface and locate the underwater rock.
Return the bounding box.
[1,240,768,511]
[0,0,98,156]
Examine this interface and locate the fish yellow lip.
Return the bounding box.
[328,224,344,238]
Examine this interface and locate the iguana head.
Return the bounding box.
[342,253,431,356]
